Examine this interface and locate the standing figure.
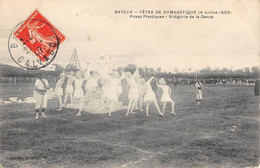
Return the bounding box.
[85,73,99,92]
[74,70,88,116]
[76,63,99,116]
[125,67,140,115]
[255,79,260,110]
[76,63,96,116]
[63,71,75,106]
[143,77,163,117]
[84,63,98,94]
[116,68,124,99]
[137,78,145,111]
[55,72,65,110]
[254,79,260,96]
[34,73,49,119]
[157,78,176,115]
[195,80,203,105]
[74,71,85,100]
[102,70,125,116]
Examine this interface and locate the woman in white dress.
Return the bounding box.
[143,76,163,117]
[101,69,125,116]
[74,71,86,116]
[55,73,65,110]
[137,78,145,111]
[63,71,75,106]
[74,71,85,100]
[85,73,99,93]
[125,67,140,116]
[157,78,176,115]
[76,65,93,116]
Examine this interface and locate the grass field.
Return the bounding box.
[0,83,259,168]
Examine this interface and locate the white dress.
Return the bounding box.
[74,78,84,99]
[65,85,73,94]
[55,87,63,96]
[143,83,156,102]
[104,78,120,101]
[116,83,123,95]
[138,83,145,97]
[55,78,64,96]
[128,79,139,99]
[160,85,172,102]
[85,78,98,92]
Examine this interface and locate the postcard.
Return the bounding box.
[0,0,259,167]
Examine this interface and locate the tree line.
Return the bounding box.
[0,63,259,80]
[123,64,259,79]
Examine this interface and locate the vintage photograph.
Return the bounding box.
[0,0,259,167]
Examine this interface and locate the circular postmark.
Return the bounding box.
[8,19,60,70]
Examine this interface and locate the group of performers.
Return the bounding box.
[33,57,203,119]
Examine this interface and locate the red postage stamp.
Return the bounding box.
[8,10,66,69]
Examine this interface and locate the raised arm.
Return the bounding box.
[131,66,140,80]
[61,77,65,82]
[119,70,126,80]
[200,82,203,90]
[155,79,163,88]
[146,76,155,84]
[157,84,163,88]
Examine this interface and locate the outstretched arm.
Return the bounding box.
[131,66,140,80]
[146,76,155,84]
[118,68,127,80]
[155,78,163,88]
[60,78,65,84]
[119,71,126,80]
[157,84,163,88]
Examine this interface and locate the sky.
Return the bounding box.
[0,0,259,72]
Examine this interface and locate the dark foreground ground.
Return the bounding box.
[0,83,259,168]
